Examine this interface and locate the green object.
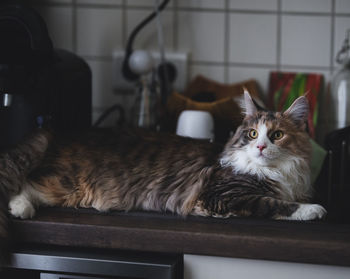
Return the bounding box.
[283,73,306,111]
[310,138,327,185]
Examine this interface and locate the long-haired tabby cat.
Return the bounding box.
[0,91,326,257]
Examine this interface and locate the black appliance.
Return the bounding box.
[315,126,350,223]
[2,245,183,279]
[0,3,92,150]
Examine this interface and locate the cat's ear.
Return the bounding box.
[283,96,309,126]
[240,88,258,116]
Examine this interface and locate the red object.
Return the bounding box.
[268,72,324,138]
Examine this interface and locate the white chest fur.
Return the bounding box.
[220,149,312,202]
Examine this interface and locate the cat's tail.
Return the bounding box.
[0,129,51,263]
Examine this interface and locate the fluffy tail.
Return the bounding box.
[0,129,50,263]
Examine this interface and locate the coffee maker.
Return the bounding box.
[0,3,92,150]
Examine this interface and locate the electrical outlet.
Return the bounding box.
[112,50,189,94]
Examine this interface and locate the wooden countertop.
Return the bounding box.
[11,207,350,267]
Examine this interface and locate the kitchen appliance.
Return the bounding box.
[0,3,91,150]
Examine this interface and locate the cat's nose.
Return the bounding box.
[257,144,266,152]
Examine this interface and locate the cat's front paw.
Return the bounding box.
[287,204,327,221]
[9,195,35,219]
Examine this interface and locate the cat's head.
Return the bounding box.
[221,90,311,170]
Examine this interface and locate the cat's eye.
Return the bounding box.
[272,130,284,140]
[248,129,258,139]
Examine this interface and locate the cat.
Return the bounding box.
[0,91,326,259]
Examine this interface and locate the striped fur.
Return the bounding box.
[0,130,49,262]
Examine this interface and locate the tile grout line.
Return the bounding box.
[276,0,282,71]
[330,0,336,75]
[122,0,127,48]
[80,54,333,71]
[71,4,350,18]
[30,1,350,17]
[72,0,77,53]
[173,0,179,51]
[224,0,230,83]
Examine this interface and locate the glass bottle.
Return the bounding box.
[130,75,158,129]
[330,29,350,131]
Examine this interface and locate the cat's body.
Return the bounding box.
[9,128,221,218]
[0,92,326,260]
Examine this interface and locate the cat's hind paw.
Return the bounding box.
[286,204,327,221]
[9,195,36,219]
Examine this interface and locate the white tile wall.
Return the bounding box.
[229,0,277,11]
[87,59,135,125]
[281,0,332,13]
[126,10,174,51]
[280,15,331,67]
[335,0,350,14]
[31,0,349,128]
[229,13,278,64]
[76,7,123,56]
[190,64,226,83]
[177,11,226,62]
[87,60,115,108]
[228,66,273,97]
[178,0,225,9]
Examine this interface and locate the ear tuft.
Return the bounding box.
[283,96,309,125]
[240,87,258,116]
